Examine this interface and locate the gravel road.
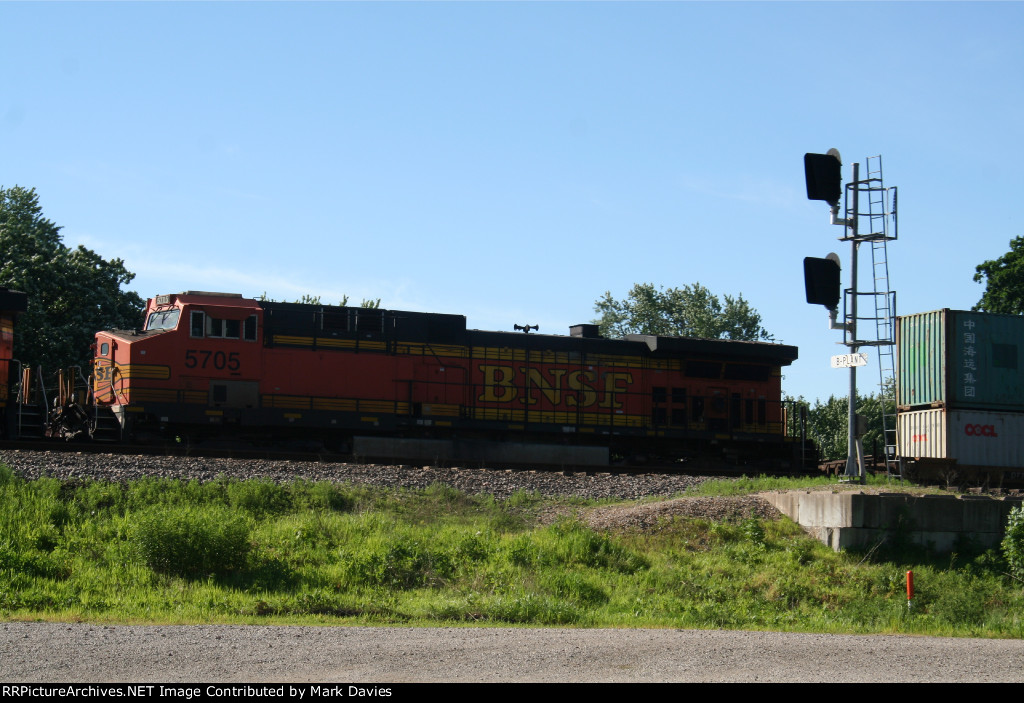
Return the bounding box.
[3,622,1023,683]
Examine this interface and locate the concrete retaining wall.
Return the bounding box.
[761,491,1024,552]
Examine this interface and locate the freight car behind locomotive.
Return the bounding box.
[0,288,28,439]
[897,309,1024,483]
[91,292,804,468]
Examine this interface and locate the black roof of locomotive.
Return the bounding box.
[259,301,797,366]
[0,288,27,314]
[626,334,798,366]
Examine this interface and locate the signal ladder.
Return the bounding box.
[850,155,901,481]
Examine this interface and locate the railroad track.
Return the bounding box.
[0,446,718,501]
[5,442,1018,499]
[0,437,815,479]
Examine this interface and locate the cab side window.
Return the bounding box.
[206,318,239,339]
[190,310,257,341]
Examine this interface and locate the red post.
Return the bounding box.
[906,570,914,609]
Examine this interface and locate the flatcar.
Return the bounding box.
[87,291,805,468]
[0,288,28,439]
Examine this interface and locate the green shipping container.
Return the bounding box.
[897,309,1024,411]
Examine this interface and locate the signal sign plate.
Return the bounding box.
[831,353,868,368]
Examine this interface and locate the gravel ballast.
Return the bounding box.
[0,449,714,501]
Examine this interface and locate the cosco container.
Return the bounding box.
[898,408,1024,470]
[897,309,1024,412]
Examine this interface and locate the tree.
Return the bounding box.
[340,295,381,309]
[788,384,894,462]
[804,395,849,462]
[593,282,773,341]
[0,186,145,370]
[973,236,1024,314]
[258,292,382,308]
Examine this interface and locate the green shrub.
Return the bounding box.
[0,544,70,580]
[545,571,609,606]
[291,481,354,513]
[227,479,291,518]
[484,594,582,625]
[75,482,126,516]
[1002,506,1024,581]
[741,518,766,547]
[506,534,539,566]
[338,538,457,590]
[505,489,543,509]
[546,521,649,574]
[926,577,991,627]
[131,505,251,578]
[454,532,494,562]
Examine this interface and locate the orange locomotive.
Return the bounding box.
[92,291,802,467]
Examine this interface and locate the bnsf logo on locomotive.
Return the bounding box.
[478,364,633,408]
[964,424,999,437]
[94,361,113,384]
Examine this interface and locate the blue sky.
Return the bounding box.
[3,1,1022,404]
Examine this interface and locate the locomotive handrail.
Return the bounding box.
[75,366,90,398]
[110,364,129,407]
[12,359,24,436]
[35,365,48,415]
[422,342,449,369]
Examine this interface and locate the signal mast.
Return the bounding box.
[803,151,898,483]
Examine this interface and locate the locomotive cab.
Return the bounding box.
[93,291,264,437]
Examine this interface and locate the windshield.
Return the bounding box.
[146,309,180,331]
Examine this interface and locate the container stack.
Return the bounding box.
[897,309,1024,479]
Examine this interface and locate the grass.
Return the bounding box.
[1,462,1022,637]
[680,472,932,497]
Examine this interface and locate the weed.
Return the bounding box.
[505,489,544,509]
[546,520,649,573]
[131,505,251,579]
[228,480,291,518]
[291,481,354,513]
[1002,506,1024,581]
[505,534,539,566]
[484,593,582,625]
[786,539,817,566]
[544,571,609,606]
[741,518,766,546]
